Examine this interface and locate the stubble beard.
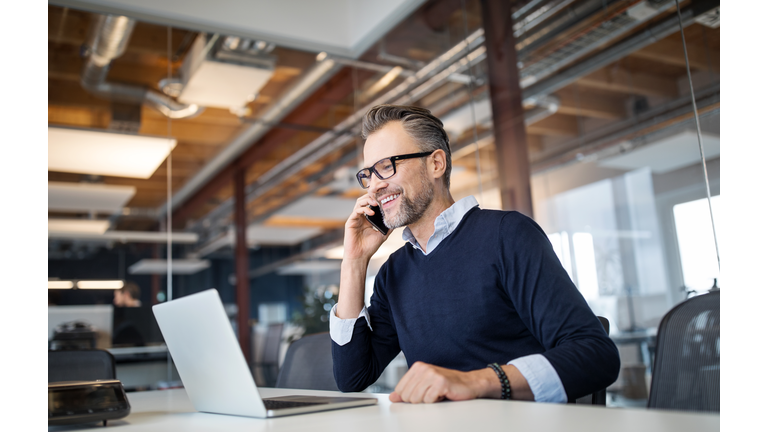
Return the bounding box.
[382,165,434,230]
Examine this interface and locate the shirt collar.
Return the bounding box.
[402,196,479,253]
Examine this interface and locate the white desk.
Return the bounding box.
[49,388,719,432]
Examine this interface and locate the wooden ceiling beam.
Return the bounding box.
[263,215,345,229]
[554,89,627,120]
[48,105,111,129]
[171,67,373,226]
[139,118,244,145]
[630,38,719,73]
[526,114,579,137]
[48,6,194,57]
[577,67,678,99]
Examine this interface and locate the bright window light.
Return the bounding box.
[573,232,599,300]
[673,196,720,292]
[547,231,573,281]
[77,280,125,290]
[48,127,176,179]
[48,281,74,289]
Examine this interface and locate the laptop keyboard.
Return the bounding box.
[263,399,326,410]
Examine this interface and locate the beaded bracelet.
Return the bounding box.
[487,363,512,400]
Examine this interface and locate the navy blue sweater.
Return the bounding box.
[332,208,620,401]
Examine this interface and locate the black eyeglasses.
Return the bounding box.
[356,151,434,189]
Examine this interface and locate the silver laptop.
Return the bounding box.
[152,288,377,418]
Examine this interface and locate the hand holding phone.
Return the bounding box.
[364,205,389,235]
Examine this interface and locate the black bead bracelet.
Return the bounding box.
[487,363,512,400]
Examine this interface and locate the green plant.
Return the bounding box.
[289,284,339,341]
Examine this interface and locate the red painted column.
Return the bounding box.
[480,0,534,217]
[234,167,251,363]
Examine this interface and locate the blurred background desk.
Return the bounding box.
[48,387,719,432]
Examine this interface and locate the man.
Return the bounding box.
[330,105,619,404]
[113,281,142,307]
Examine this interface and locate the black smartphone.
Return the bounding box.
[364,205,389,235]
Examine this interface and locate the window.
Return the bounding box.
[673,196,721,293]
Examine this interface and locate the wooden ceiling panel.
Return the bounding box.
[554,89,627,120]
[526,114,580,137]
[578,67,678,98]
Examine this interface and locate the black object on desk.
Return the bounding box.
[48,380,131,426]
[50,321,97,350]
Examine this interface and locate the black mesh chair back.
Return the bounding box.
[648,290,719,413]
[275,332,339,391]
[48,349,116,383]
[254,323,284,386]
[262,323,284,366]
[574,316,610,405]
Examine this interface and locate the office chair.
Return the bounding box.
[574,316,610,405]
[647,290,719,413]
[275,332,339,391]
[48,349,116,383]
[254,323,284,387]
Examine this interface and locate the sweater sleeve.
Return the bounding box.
[499,213,621,401]
[331,265,402,392]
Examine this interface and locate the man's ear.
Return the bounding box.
[430,150,447,179]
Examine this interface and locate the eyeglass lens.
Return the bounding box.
[359,158,395,188]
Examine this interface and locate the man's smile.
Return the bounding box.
[379,193,401,209]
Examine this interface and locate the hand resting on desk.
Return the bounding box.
[389,361,534,404]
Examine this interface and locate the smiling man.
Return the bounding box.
[330,105,619,404]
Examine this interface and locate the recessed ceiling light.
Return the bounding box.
[48,281,75,289]
[77,280,124,290]
[48,127,176,179]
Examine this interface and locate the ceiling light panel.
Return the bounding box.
[275,197,358,220]
[48,219,110,234]
[48,182,136,213]
[48,127,176,179]
[128,259,211,275]
[246,225,323,246]
[48,281,75,289]
[77,280,124,289]
[177,35,275,110]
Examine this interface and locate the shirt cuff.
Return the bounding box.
[329,304,372,346]
[508,354,567,403]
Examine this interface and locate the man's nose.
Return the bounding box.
[368,175,387,197]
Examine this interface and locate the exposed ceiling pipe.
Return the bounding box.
[190,0,712,256]
[48,229,199,244]
[186,29,486,238]
[521,0,717,103]
[81,14,203,119]
[156,58,343,218]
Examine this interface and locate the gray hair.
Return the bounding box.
[361,104,452,189]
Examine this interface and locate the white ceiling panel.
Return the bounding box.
[48,127,176,179]
[51,0,426,58]
[48,219,110,234]
[49,182,136,213]
[128,259,210,275]
[275,196,357,220]
[246,225,323,246]
[276,260,342,275]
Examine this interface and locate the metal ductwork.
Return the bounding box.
[80,14,203,119]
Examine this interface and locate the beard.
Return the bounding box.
[380,165,434,229]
